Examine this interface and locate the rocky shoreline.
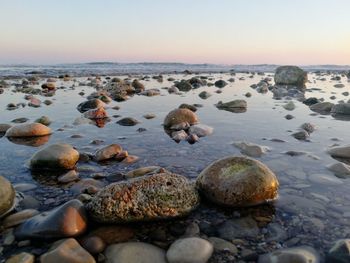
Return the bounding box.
[1,66,350,262]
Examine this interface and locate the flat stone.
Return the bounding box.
[15,199,87,239]
[258,246,320,263]
[3,209,39,228]
[208,237,238,254]
[5,123,52,137]
[166,237,213,263]
[233,142,269,157]
[104,242,166,263]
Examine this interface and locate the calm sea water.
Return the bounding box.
[1,71,350,258]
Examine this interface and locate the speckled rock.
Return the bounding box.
[166,237,213,263]
[104,242,166,263]
[40,238,95,263]
[86,173,199,223]
[258,246,320,263]
[0,176,15,217]
[274,66,307,87]
[163,108,199,128]
[196,156,279,207]
[5,123,52,137]
[30,143,79,170]
[327,239,350,263]
[94,144,123,161]
[15,200,87,239]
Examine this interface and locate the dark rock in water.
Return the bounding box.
[86,173,200,223]
[216,100,247,113]
[218,217,259,239]
[132,79,145,93]
[258,246,320,263]
[0,176,15,218]
[35,116,51,126]
[326,239,350,263]
[196,156,279,207]
[7,134,51,147]
[41,82,56,90]
[274,66,307,87]
[175,80,192,92]
[292,130,309,141]
[214,80,227,88]
[11,117,29,123]
[0,123,12,134]
[303,97,320,106]
[310,102,334,114]
[30,143,80,170]
[301,123,316,134]
[331,103,350,115]
[198,91,211,99]
[189,77,206,88]
[15,200,87,239]
[179,103,197,112]
[163,108,199,128]
[117,117,140,126]
[285,114,294,120]
[186,133,199,144]
[77,99,106,113]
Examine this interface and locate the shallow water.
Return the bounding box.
[1,72,350,260]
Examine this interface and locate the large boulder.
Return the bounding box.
[5,123,52,137]
[196,156,279,207]
[30,143,80,170]
[163,108,199,128]
[86,173,199,223]
[0,176,15,217]
[274,66,307,87]
[15,200,87,239]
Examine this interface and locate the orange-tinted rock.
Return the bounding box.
[5,123,52,137]
[163,108,199,128]
[15,199,87,239]
[83,107,108,119]
[94,144,123,162]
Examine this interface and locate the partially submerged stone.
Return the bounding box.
[94,144,123,161]
[5,123,52,137]
[216,100,247,113]
[164,108,199,128]
[196,156,279,207]
[258,246,320,263]
[86,173,199,223]
[274,66,307,87]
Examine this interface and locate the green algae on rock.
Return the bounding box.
[196,156,279,207]
[86,173,200,223]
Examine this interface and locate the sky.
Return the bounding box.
[0,0,349,65]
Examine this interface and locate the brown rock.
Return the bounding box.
[94,144,122,161]
[5,123,52,137]
[163,108,199,128]
[90,226,135,244]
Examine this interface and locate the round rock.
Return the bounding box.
[5,123,52,137]
[163,108,199,128]
[0,176,15,217]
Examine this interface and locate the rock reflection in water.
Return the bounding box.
[6,135,51,147]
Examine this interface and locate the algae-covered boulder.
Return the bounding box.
[163,108,199,128]
[30,143,80,170]
[86,173,199,223]
[274,66,307,87]
[196,156,279,207]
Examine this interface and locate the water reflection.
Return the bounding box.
[7,135,51,147]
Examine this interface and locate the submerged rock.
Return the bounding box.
[188,124,213,137]
[163,108,199,128]
[0,176,15,218]
[258,246,320,263]
[117,117,140,126]
[274,66,307,87]
[30,143,80,170]
[86,173,199,223]
[196,156,279,207]
[327,239,350,263]
[15,200,87,239]
[327,162,350,178]
[5,123,52,137]
[5,252,35,263]
[104,242,166,263]
[218,216,259,239]
[216,100,247,113]
[40,238,95,263]
[233,142,269,157]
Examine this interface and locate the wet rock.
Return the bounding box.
[188,124,213,137]
[0,123,12,133]
[166,237,213,263]
[171,130,188,142]
[326,239,350,263]
[218,217,259,239]
[86,172,199,223]
[199,91,211,99]
[3,209,39,228]
[214,80,227,88]
[310,102,334,114]
[0,176,15,217]
[15,200,87,239]
[5,123,52,137]
[40,238,95,263]
[285,114,294,120]
[168,86,180,94]
[233,142,269,157]
[208,237,238,254]
[104,242,166,263]
[77,99,106,113]
[303,97,320,106]
[28,97,41,107]
[117,117,140,126]
[331,103,350,115]
[94,144,123,161]
[164,108,199,128]
[196,156,279,207]
[186,134,199,144]
[301,122,315,133]
[140,88,161,96]
[5,252,35,263]
[70,178,105,194]
[90,226,135,245]
[179,103,197,112]
[83,107,108,119]
[216,100,247,112]
[132,79,145,93]
[34,116,51,126]
[58,170,79,183]
[274,66,307,87]
[292,130,309,141]
[80,236,106,255]
[258,246,320,263]
[169,122,190,131]
[283,101,296,111]
[41,83,56,90]
[328,145,350,159]
[125,166,163,179]
[143,113,156,119]
[30,143,79,170]
[175,80,192,92]
[327,162,350,179]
